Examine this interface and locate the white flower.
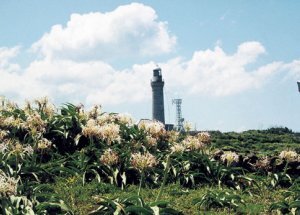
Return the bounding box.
[0,129,9,140]
[221,151,239,165]
[86,119,97,127]
[167,130,180,143]
[24,111,46,135]
[138,120,165,137]
[0,142,8,153]
[13,143,23,154]
[170,143,185,154]
[97,113,112,125]
[5,101,18,112]
[37,138,52,149]
[88,105,102,119]
[3,116,24,129]
[131,152,157,171]
[183,122,192,132]
[23,145,34,155]
[115,113,134,126]
[146,136,157,147]
[182,136,204,151]
[100,148,119,166]
[197,132,211,144]
[279,150,298,162]
[98,123,121,144]
[0,170,18,196]
[37,97,55,115]
[34,96,49,107]
[82,119,121,144]
[24,100,32,113]
[256,156,270,169]
[43,104,56,118]
[82,119,100,138]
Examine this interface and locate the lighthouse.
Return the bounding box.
[151,67,165,124]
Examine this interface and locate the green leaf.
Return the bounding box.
[125,205,153,215]
[289,200,300,209]
[149,201,169,208]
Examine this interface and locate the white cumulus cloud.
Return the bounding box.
[163,41,281,96]
[25,59,152,105]
[1,41,298,107]
[32,3,176,61]
[1,3,299,108]
[0,46,21,72]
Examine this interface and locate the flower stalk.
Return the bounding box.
[156,154,171,202]
[138,171,144,196]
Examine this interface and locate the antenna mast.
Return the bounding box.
[172,98,184,131]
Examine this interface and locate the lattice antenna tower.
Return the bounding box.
[172,98,184,131]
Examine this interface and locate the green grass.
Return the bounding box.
[210,128,300,156]
[51,176,287,214]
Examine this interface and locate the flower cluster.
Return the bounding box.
[138,120,165,138]
[88,105,102,119]
[197,132,211,144]
[24,111,46,135]
[97,113,134,126]
[100,148,119,166]
[220,151,239,165]
[131,152,157,171]
[23,97,55,119]
[4,101,18,112]
[0,139,33,156]
[44,104,56,118]
[24,100,32,113]
[146,136,157,147]
[1,116,25,129]
[34,97,49,108]
[183,121,192,132]
[0,170,18,196]
[170,143,185,154]
[37,138,52,150]
[32,97,56,117]
[98,123,121,144]
[0,129,9,141]
[14,143,34,155]
[114,113,134,126]
[82,119,99,137]
[82,120,121,144]
[0,142,8,153]
[256,156,270,170]
[182,136,204,151]
[23,145,34,154]
[13,143,23,154]
[97,113,112,124]
[279,150,298,162]
[167,130,180,143]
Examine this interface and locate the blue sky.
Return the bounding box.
[1,1,300,131]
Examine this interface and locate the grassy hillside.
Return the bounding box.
[210,127,300,156]
[0,98,299,214]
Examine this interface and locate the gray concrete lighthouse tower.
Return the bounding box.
[151,67,165,124]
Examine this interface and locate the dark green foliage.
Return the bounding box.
[193,190,245,212]
[90,195,183,215]
[47,103,85,154]
[210,127,300,155]
[270,185,300,214]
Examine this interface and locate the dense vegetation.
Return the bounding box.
[210,127,300,155]
[0,98,299,215]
